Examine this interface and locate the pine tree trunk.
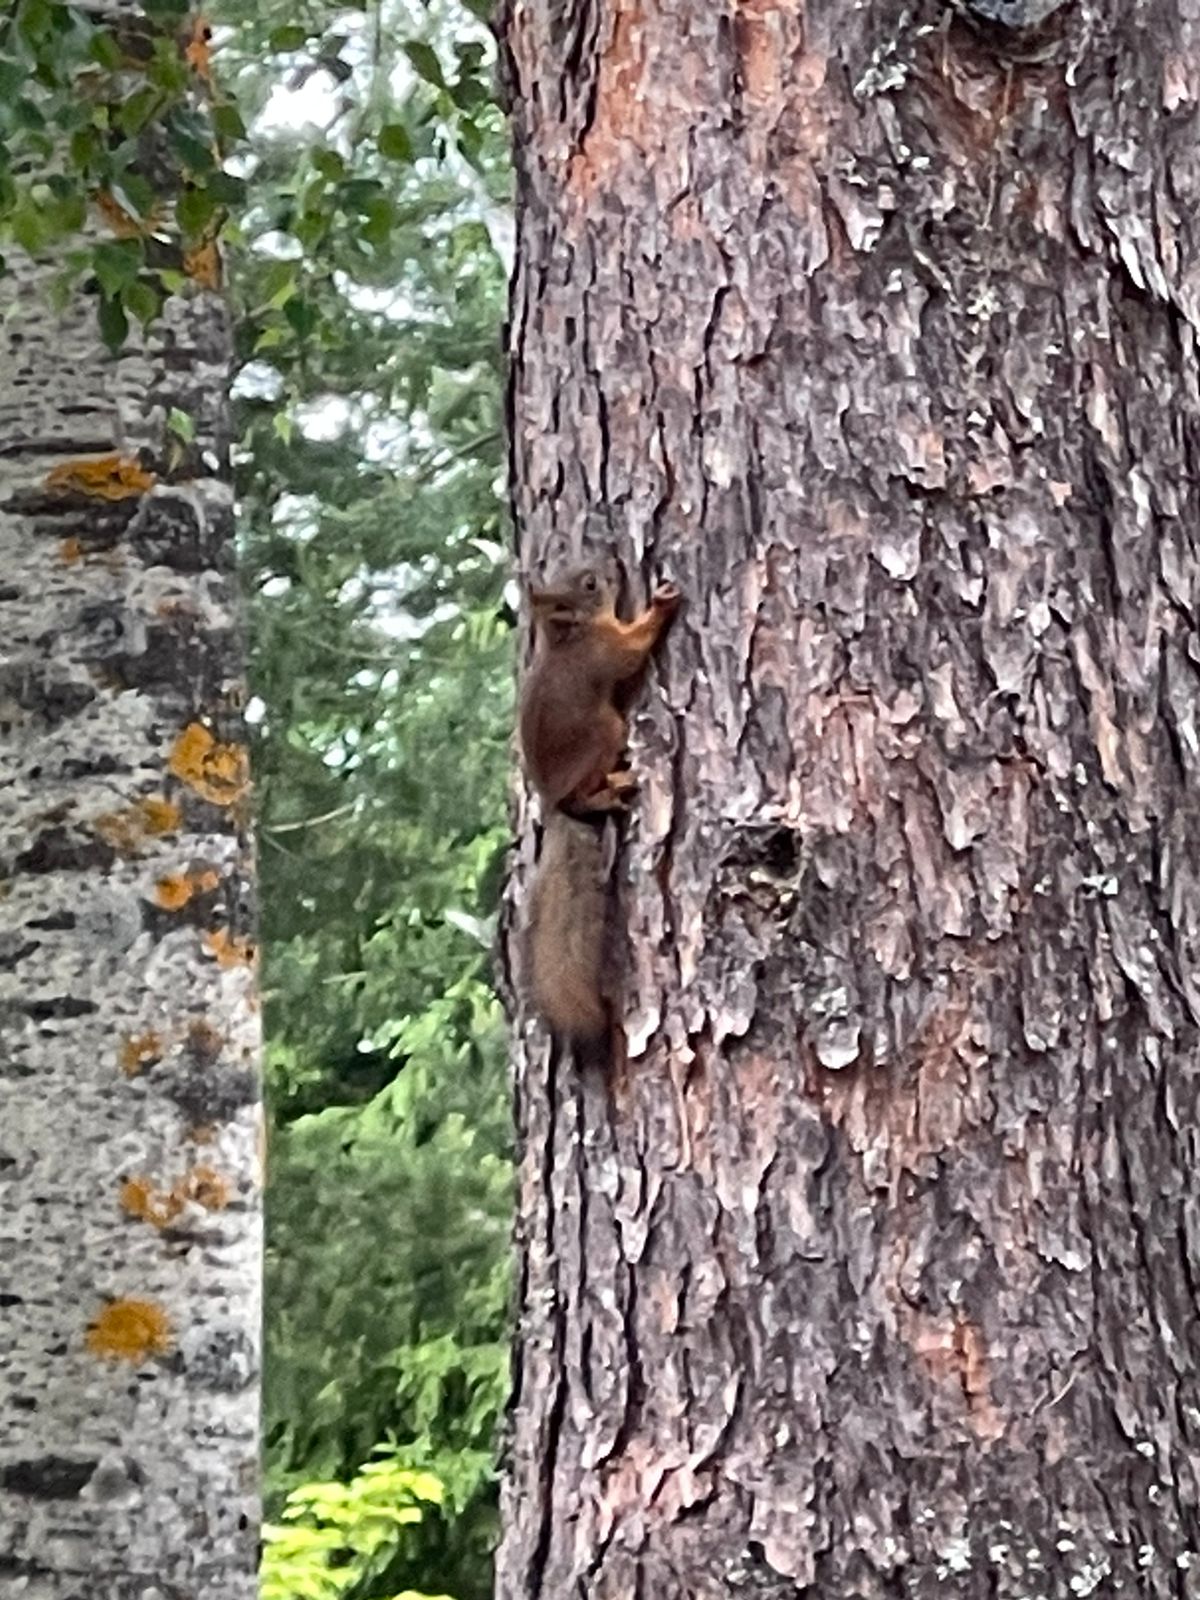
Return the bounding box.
[0,8,261,1595]
[497,2,1200,1595]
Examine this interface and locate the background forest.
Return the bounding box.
[217,3,512,1596]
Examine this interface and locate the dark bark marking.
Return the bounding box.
[0,1458,99,1500]
[1,669,97,728]
[106,621,237,713]
[14,829,116,875]
[140,880,229,942]
[130,493,234,575]
[18,997,100,1021]
[0,437,115,458]
[176,1325,257,1392]
[0,941,41,972]
[166,1063,258,1125]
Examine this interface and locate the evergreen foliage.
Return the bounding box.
[216,3,513,1595]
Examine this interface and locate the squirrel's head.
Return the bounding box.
[528,564,613,622]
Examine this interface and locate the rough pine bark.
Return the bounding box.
[497,1,1200,1596]
[0,7,261,1597]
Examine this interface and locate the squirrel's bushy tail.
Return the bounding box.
[526,812,609,1041]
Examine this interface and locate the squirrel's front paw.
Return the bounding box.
[652,582,682,612]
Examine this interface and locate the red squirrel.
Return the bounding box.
[520,565,680,1040]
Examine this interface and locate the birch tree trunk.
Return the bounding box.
[0,7,261,1596]
[497,1,1200,1595]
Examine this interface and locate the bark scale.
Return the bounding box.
[499,1,1200,1596]
[0,7,261,1596]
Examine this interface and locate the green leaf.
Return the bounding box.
[212,103,246,145]
[450,75,489,112]
[86,30,124,71]
[125,276,161,327]
[46,188,86,236]
[167,407,195,441]
[268,25,309,51]
[378,123,413,163]
[68,125,102,171]
[16,0,55,48]
[13,96,46,134]
[312,149,345,181]
[207,171,247,205]
[361,197,395,248]
[169,128,217,174]
[118,86,162,138]
[403,41,446,90]
[117,174,158,220]
[253,324,289,352]
[0,59,29,101]
[9,198,49,254]
[146,42,189,97]
[91,238,143,296]
[98,292,128,352]
[283,296,318,338]
[178,186,218,239]
[260,260,298,309]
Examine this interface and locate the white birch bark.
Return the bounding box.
[0,6,261,1596]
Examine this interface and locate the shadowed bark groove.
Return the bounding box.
[498,1,1200,1596]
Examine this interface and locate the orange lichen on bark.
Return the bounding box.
[119,1032,164,1076]
[59,536,84,565]
[153,867,221,909]
[44,455,156,500]
[120,1176,184,1229]
[94,795,183,855]
[154,874,192,911]
[168,723,251,806]
[185,16,214,78]
[187,1164,231,1210]
[184,239,222,289]
[94,189,164,238]
[184,1018,225,1060]
[203,927,256,969]
[85,1298,173,1363]
[140,796,183,834]
[120,1164,232,1229]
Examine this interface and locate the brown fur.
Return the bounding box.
[519,566,680,814]
[519,564,681,1041]
[525,813,609,1040]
